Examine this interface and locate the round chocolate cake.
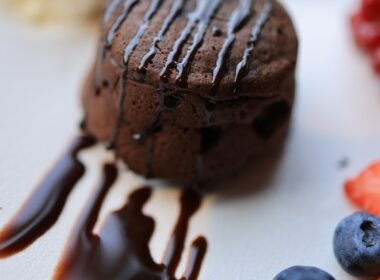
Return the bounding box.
[82,0,298,187]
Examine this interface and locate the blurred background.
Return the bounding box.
[3,0,102,23]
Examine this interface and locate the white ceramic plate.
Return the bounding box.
[1,0,380,279]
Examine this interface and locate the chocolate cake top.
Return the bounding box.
[97,0,298,100]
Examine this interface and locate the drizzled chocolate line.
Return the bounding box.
[53,165,207,280]
[106,0,139,47]
[175,0,222,86]
[183,237,208,280]
[146,138,154,177]
[195,155,205,185]
[109,0,165,149]
[100,0,273,98]
[234,0,272,94]
[212,0,252,92]
[0,136,96,258]
[123,0,164,64]
[120,0,165,114]
[106,75,126,150]
[162,188,202,275]
[95,49,106,95]
[103,0,123,24]
[139,0,185,73]
[95,0,138,94]
[52,164,127,280]
[0,145,208,279]
[115,0,185,170]
[160,0,221,82]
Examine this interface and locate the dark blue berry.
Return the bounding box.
[333,212,380,278]
[273,266,335,280]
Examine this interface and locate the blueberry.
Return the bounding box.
[273,266,335,280]
[333,212,380,278]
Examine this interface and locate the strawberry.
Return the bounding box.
[361,0,380,21]
[351,13,380,51]
[344,161,380,216]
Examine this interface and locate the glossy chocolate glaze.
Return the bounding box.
[0,139,207,279]
[0,136,96,258]
[54,165,206,280]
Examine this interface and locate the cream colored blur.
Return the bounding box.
[6,0,103,23]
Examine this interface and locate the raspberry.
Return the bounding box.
[361,0,380,21]
[351,13,380,51]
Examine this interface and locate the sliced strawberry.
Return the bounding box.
[371,46,380,74]
[351,13,380,51]
[361,0,380,21]
[344,161,380,216]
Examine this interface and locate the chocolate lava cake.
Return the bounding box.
[82,0,298,186]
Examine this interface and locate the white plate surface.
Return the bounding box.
[1,0,380,279]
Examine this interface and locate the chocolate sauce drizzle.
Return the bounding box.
[139,0,185,73]
[182,237,208,280]
[160,0,221,83]
[211,0,252,93]
[162,188,202,275]
[234,0,272,95]
[103,0,123,24]
[109,0,165,149]
[124,0,164,65]
[175,0,222,86]
[0,136,96,258]
[100,0,271,93]
[0,137,208,279]
[95,0,139,94]
[53,164,206,280]
[106,0,139,48]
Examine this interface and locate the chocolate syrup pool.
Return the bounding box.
[0,136,207,280]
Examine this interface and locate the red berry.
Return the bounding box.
[344,161,380,216]
[361,0,380,21]
[371,47,380,74]
[351,13,380,51]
